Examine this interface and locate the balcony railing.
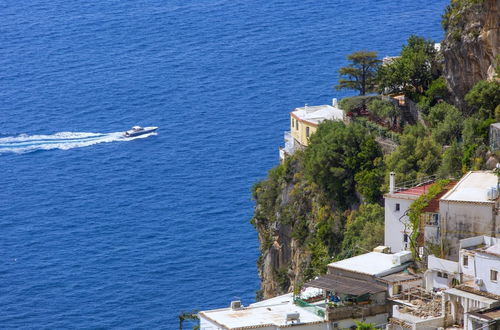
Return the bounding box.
[393,175,436,193]
[326,302,388,322]
[293,297,325,318]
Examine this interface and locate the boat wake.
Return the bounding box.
[0,131,157,154]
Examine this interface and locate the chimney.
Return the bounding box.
[389,172,395,194]
[332,98,338,107]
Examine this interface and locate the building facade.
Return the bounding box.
[279,99,344,162]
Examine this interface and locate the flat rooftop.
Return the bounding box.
[292,105,344,125]
[441,171,498,203]
[328,252,412,277]
[199,293,324,329]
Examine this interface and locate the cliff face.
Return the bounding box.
[252,159,318,299]
[251,157,342,299]
[251,121,385,299]
[442,0,500,110]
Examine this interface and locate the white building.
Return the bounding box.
[199,293,327,330]
[384,172,435,253]
[279,99,344,162]
[327,250,414,279]
[385,171,500,260]
[428,236,500,328]
[439,171,500,260]
[458,236,500,295]
[199,250,417,330]
[424,255,460,291]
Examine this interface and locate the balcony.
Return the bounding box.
[279,131,296,162]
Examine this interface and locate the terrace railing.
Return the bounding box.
[294,297,325,318]
[393,175,436,193]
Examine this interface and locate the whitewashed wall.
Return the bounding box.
[384,195,417,253]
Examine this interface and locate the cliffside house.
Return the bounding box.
[198,250,418,330]
[279,99,344,162]
[437,171,500,260]
[198,293,327,330]
[384,172,436,254]
[442,236,500,328]
[384,171,500,260]
[296,250,420,328]
[390,236,500,329]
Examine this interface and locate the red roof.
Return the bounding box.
[421,181,458,213]
[395,183,434,196]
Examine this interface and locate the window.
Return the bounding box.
[296,119,299,130]
[306,127,310,138]
[491,270,498,282]
[291,118,294,127]
[437,272,443,278]
[395,203,400,211]
[443,273,449,279]
[463,255,468,267]
[403,233,408,243]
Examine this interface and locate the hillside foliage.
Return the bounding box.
[252,20,500,296]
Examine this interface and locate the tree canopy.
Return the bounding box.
[336,51,381,96]
[304,121,383,208]
[464,80,500,118]
[377,36,438,96]
[341,203,384,258]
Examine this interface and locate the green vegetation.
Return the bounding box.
[442,0,485,38]
[340,203,384,259]
[304,121,384,208]
[252,122,385,290]
[368,99,399,128]
[339,95,379,113]
[335,51,381,95]
[407,180,450,260]
[418,77,451,113]
[426,102,463,145]
[356,322,376,330]
[252,8,500,295]
[385,124,442,183]
[465,80,500,118]
[377,36,439,96]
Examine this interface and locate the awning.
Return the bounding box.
[304,273,386,296]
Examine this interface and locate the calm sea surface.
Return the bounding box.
[0,0,447,328]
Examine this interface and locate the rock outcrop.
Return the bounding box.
[442,0,500,111]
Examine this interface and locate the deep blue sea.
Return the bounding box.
[0,1,448,328]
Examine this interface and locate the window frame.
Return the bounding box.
[463,255,468,267]
[491,269,498,282]
[395,203,400,211]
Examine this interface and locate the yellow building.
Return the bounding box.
[280,99,344,161]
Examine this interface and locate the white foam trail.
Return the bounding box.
[0,131,157,154]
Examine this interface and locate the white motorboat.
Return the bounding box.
[124,126,158,137]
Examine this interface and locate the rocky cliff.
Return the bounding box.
[251,122,385,299]
[442,0,500,110]
[251,157,331,299]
